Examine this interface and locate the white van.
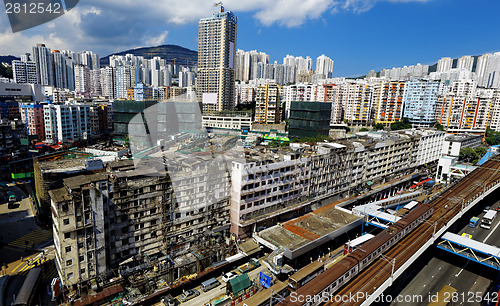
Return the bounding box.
[201,277,220,292]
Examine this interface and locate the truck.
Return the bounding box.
[237,258,260,274]
[469,217,480,227]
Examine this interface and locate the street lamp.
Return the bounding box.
[423,220,438,238]
[380,254,396,285]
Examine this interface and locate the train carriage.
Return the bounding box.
[281,203,433,306]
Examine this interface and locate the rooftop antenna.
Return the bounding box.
[213,1,224,12]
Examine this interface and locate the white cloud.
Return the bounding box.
[145,31,169,47]
[0,0,432,56]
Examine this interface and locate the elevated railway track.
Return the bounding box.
[281,158,500,306]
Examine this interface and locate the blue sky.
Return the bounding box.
[0,0,499,76]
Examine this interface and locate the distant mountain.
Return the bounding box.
[100,44,197,68]
[0,55,20,65]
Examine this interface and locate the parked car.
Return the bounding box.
[495,207,500,212]
[222,272,238,283]
[178,289,199,303]
[162,294,180,306]
[200,277,220,292]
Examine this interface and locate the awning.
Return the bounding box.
[228,273,251,295]
[366,181,374,186]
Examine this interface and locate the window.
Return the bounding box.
[66,259,72,266]
[68,272,73,279]
[63,219,70,225]
[81,268,85,274]
[79,255,85,262]
[62,204,69,212]
[65,246,71,253]
[64,233,71,239]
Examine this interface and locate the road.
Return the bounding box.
[0,182,56,306]
[160,262,269,306]
[392,200,500,306]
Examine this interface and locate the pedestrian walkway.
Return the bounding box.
[7,229,52,249]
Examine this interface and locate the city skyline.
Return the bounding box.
[0,0,500,76]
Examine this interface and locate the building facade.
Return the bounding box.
[197,6,237,112]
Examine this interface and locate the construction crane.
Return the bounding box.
[213,1,224,12]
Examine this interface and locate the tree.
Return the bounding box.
[390,118,412,131]
[434,122,444,131]
[0,65,13,79]
[460,147,487,165]
[485,128,500,146]
[360,128,369,132]
[373,123,384,131]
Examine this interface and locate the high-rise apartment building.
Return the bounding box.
[197,6,237,112]
[374,81,406,125]
[435,80,493,134]
[20,103,45,140]
[403,79,441,127]
[74,65,91,96]
[12,59,37,84]
[341,81,374,125]
[437,57,453,73]
[316,55,334,79]
[483,52,500,88]
[43,103,91,144]
[457,55,474,72]
[255,83,281,124]
[100,67,116,99]
[32,44,54,86]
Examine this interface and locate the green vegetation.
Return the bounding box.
[0,65,12,79]
[291,135,333,143]
[390,118,412,131]
[434,122,445,131]
[360,128,369,132]
[268,140,289,148]
[485,128,500,146]
[459,147,487,165]
[373,123,384,131]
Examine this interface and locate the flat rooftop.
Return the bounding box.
[256,199,360,258]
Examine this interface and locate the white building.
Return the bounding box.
[12,60,37,84]
[457,55,474,72]
[403,79,441,127]
[437,57,453,73]
[441,133,482,157]
[315,55,334,79]
[32,44,54,86]
[44,103,91,144]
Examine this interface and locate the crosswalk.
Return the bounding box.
[16,257,58,280]
[7,229,52,249]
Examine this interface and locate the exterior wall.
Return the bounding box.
[231,154,310,237]
[202,113,252,131]
[198,10,237,112]
[255,83,281,124]
[403,79,441,127]
[441,134,482,157]
[20,103,45,140]
[415,131,446,166]
[374,81,406,125]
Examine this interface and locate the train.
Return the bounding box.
[281,203,433,306]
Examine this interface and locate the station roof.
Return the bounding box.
[442,232,500,257]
